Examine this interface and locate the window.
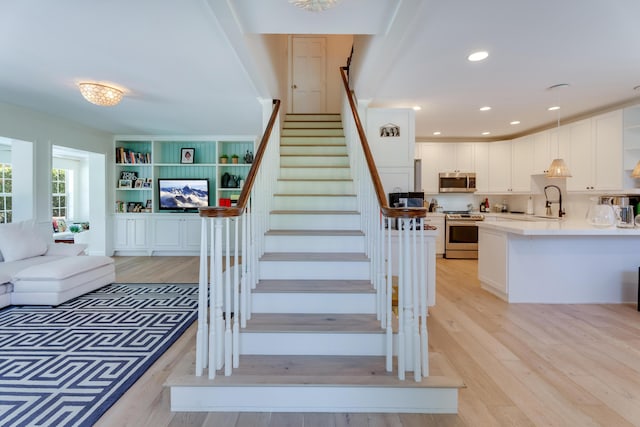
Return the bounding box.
[0,163,12,224]
[52,168,68,218]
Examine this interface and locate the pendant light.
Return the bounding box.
[546,84,572,178]
[632,160,640,178]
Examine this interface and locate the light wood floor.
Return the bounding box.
[96,256,640,427]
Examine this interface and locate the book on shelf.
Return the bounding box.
[116,147,151,164]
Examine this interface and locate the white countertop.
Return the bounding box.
[477,219,640,236]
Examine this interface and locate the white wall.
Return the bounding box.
[0,102,112,254]
[365,107,416,196]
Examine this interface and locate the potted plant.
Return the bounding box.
[219,154,228,164]
[231,154,239,164]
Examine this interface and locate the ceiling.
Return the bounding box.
[2,0,640,141]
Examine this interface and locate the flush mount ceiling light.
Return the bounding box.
[510,120,521,125]
[468,51,489,62]
[479,106,491,111]
[289,0,341,12]
[546,83,572,178]
[78,82,124,106]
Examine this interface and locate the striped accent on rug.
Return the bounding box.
[0,283,198,427]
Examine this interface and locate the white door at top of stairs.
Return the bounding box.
[291,36,327,114]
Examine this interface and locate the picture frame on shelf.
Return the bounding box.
[181,148,195,164]
[134,178,143,188]
[120,170,138,181]
[143,178,152,188]
[146,199,152,209]
[119,179,132,189]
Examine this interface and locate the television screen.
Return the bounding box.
[158,178,209,211]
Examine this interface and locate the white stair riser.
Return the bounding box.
[273,195,357,211]
[270,214,360,230]
[259,260,370,280]
[282,128,344,137]
[276,180,354,194]
[251,293,376,314]
[284,121,342,129]
[280,155,349,167]
[265,234,364,253]
[280,145,347,156]
[171,386,459,414]
[286,114,341,122]
[240,332,385,356]
[279,167,351,180]
[281,136,346,145]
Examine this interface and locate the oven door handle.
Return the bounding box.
[447,220,481,226]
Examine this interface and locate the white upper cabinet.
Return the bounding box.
[474,143,489,193]
[532,131,552,175]
[562,112,623,192]
[510,136,534,192]
[438,143,475,172]
[592,110,623,191]
[487,141,512,193]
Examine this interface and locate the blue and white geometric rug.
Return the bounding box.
[0,283,198,427]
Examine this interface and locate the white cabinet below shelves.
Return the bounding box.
[114,215,149,253]
[152,215,201,253]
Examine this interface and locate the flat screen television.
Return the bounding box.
[158,178,209,212]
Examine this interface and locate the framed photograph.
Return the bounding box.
[146,199,152,209]
[143,178,152,188]
[134,178,143,188]
[181,148,195,164]
[119,179,132,189]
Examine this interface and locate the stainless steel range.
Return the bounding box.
[444,212,485,259]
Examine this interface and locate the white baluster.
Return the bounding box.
[411,219,421,381]
[419,218,429,376]
[385,217,393,373]
[397,219,405,380]
[196,217,208,376]
[224,218,232,376]
[233,218,240,368]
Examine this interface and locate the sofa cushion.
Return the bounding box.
[0,256,66,280]
[0,220,48,262]
[13,256,114,281]
[45,243,88,257]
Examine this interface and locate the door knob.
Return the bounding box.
[292,84,297,89]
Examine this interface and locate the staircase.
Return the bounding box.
[168,114,462,413]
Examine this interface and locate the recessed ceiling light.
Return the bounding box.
[634,85,640,91]
[413,106,422,111]
[468,51,489,62]
[510,120,521,125]
[433,131,441,136]
[482,131,491,136]
[480,106,491,111]
[548,106,560,111]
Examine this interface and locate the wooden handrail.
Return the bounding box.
[199,99,281,218]
[339,67,425,219]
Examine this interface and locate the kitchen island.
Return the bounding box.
[477,219,640,303]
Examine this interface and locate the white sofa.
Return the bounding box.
[0,220,115,307]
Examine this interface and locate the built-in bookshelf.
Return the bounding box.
[114,137,255,214]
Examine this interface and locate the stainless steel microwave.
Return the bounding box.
[439,172,477,193]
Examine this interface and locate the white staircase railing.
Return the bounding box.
[195,100,281,378]
[340,67,429,381]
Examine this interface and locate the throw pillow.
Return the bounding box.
[0,220,48,262]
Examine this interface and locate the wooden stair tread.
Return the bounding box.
[278,178,353,182]
[280,165,349,168]
[270,210,359,215]
[260,252,368,262]
[167,353,465,389]
[245,313,381,333]
[254,279,374,293]
[265,229,363,236]
[280,153,348,157]
[273,194,356,199]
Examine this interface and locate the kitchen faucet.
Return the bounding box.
[544,185,565,218]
